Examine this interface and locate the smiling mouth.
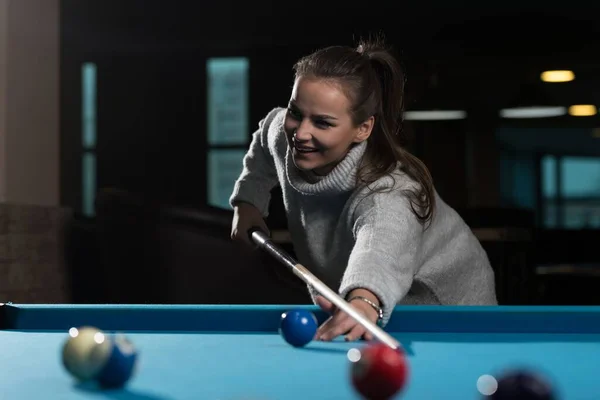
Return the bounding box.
[294,144,319,153]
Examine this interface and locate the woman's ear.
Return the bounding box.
[354,116,375,143]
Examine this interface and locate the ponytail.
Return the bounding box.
[357,37,436,228]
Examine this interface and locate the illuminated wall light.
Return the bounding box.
[499,106,566,119]
[404,110,467,121]
[540,70,575,83]
[568,104,597,117]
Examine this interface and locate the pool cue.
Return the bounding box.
[248,227,401,350]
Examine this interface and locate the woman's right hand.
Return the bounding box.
[231,202,270,247]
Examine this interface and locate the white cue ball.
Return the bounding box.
[61,326,112,381]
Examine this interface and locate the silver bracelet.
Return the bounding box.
[348,295,384,326]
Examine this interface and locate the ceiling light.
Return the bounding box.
[404,110,467,121]
[500,106,566,119]
[540,70,575,83]
[568,104,597,117]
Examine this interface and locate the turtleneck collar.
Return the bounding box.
[285,140,367,196]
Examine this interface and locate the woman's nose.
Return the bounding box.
[294,122,312,141]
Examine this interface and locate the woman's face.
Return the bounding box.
[283,76,373,175]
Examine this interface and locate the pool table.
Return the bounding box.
[1,303,599,399]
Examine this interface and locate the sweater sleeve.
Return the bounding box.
[339,192,423,326]
[229,108,282,217]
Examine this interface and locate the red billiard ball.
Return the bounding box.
[350,343,409,399]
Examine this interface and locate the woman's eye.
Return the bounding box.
[288,108,301,119]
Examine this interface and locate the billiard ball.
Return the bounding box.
[89,333,139,388]
[350,343,409,400]
[279,309,318,347]
[62,326,112,381]
[489,370,556,400]
[62,327,138,388]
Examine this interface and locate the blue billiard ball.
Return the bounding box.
[490,370,556,400]
[89,333,139,388]
[279,309,318,347]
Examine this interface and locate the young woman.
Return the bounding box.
[229,37,497,342]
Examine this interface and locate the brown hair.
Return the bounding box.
[293,35,435,227]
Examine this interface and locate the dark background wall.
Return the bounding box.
[18,0,598,305]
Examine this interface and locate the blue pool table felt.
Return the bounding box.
[1,304,600,400]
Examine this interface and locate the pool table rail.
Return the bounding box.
[1,304,600,334]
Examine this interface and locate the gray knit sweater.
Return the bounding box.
[230,107,497,325]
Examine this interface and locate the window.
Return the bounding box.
[81,62,97,217]
[206,58,249,209]
[541,155,600,229]
[207,149,248,209]
[541,155,558,228]
[499,150,536,210]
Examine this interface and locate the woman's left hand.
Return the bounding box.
[314,292,379,342]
